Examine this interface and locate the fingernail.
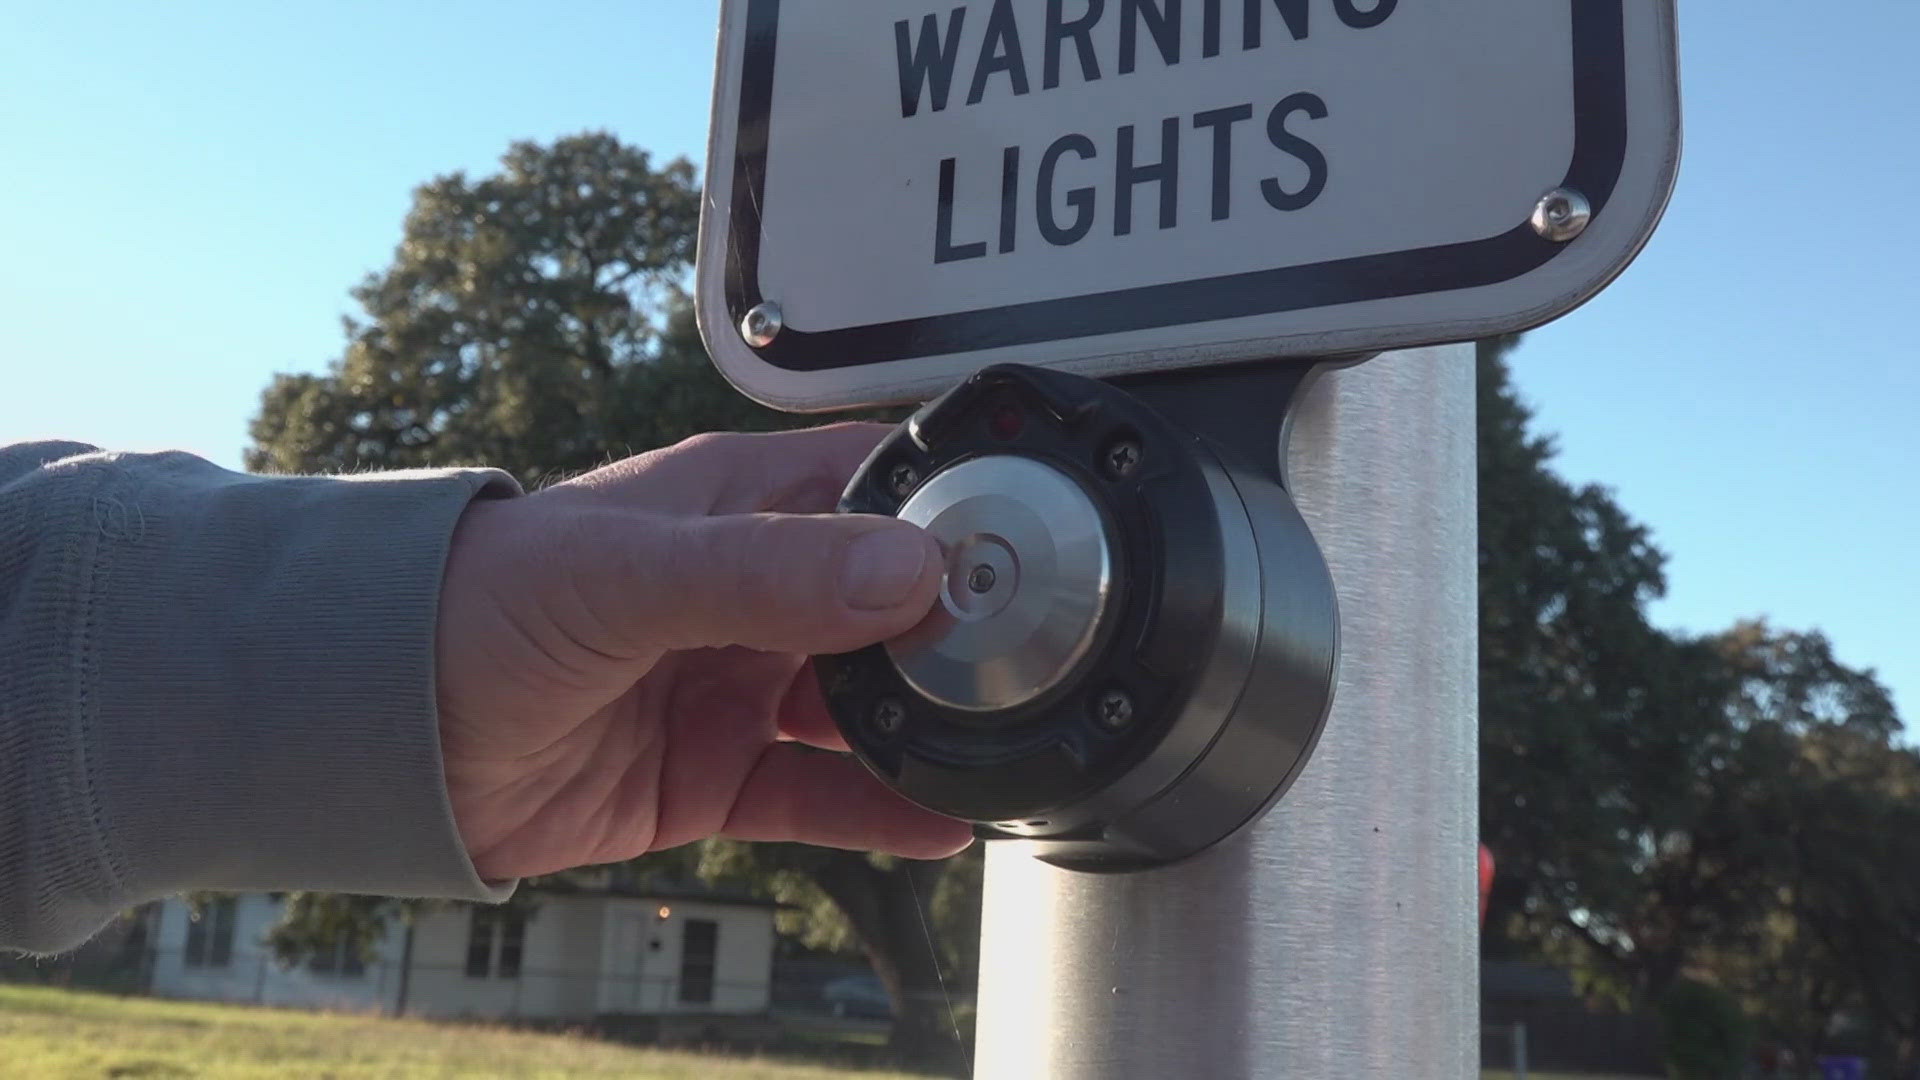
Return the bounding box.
[840,526,931,611]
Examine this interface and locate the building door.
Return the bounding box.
[603,912,648,1014]
[678,919,718,1007]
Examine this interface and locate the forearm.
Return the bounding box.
[0,441,519,954]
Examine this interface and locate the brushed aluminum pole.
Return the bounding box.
[972,344,1479,1079]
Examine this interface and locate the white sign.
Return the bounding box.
[697,0,1680,410]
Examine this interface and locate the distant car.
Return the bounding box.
[822,974,892,1019]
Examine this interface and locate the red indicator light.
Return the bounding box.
[989,403,1025,441]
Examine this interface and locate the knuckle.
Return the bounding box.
[674,430,745,458]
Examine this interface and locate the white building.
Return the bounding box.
[147,882,778,1020]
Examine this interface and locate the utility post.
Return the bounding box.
[971,345,1479,1078]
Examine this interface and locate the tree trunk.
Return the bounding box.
[807,852,966,1075]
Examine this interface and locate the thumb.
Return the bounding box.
[584,510,945,655]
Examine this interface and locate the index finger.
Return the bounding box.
[555,423,893,515]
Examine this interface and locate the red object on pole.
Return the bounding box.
[1478,845,1495,926]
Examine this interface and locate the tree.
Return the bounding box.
[702,841,977,1071]
[1475,335,1712,986]
[1786,742,1920,1074]
[247,132,783,483]
[1552,625,1895,1006]
[1659,977,1753,1080]
[1723,728,1920,1074]
[1704,627,1916,1073]
[1476,335,1919,1071]
[247,132,967,1068]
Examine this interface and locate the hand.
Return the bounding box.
[433,424,973,881]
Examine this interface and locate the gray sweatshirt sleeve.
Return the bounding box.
[1,441,522,954]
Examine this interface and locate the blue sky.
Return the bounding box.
[2,2,1914,722]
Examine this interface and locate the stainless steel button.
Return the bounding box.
[885,455,1114,713]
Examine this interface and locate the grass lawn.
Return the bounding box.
[0,983,1652,1079]
[0,984,928,1079]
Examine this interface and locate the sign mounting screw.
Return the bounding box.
[1530,188,1592,243]
[740,302,784,348]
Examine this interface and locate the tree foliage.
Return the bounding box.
[1477,334,1715,978]
[1478,336,1915,1073]
[1659,977,1753,1080]
[246,132,784,484]
[701,841,975,1071]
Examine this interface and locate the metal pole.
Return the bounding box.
[1513,1020,1529,1080]
[972,345,1479,1079]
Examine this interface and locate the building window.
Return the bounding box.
[308,931,367,978]
[465,908,527,979]
[498,910,524,978]
[679,919,718,1005]
[465,910,493,978]
[184,897,236,968]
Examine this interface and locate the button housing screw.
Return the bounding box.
[873,699,906,737]
[889,463,920,500]
[1103,440,1142,480]
[1096,689,1135,730]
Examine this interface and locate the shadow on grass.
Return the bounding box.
[102,1062,196,1079]
[508,1012,961,1078]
